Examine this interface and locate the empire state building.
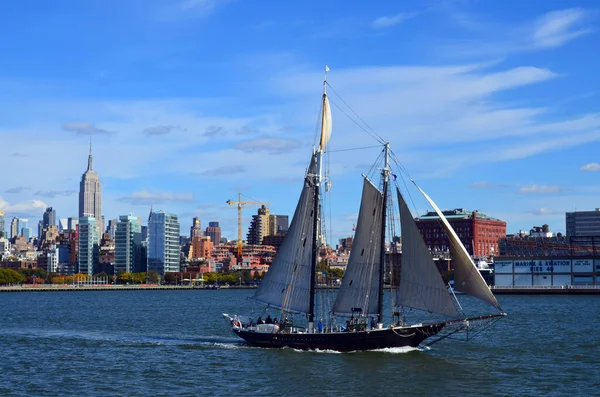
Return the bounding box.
[79,143,103,239]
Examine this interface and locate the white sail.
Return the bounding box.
[250,154,318,314]
[332,178,383,316]
[415,185,503,312]
[319,94,332,151]
[396,187,460,318]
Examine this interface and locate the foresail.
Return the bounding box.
[415,185,503,312]
[250,154,318,314]
[319,95,332,151]
[396,188,460,318]
[332,178,383,316]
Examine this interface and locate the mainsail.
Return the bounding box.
[395,187,460,318]
[319,94,332,151]
[332,177,383,316]
[415,185,503,312]
[250,154,318,314]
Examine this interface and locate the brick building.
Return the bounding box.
[415,209,506,257]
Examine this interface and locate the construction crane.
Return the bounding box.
[226,193,269,258]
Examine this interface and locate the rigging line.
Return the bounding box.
[326,82,387,144]
[325,144,383,153]
[328,97,385,145]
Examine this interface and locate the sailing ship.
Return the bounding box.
[223,67,506,352]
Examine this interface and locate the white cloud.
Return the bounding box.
[63,122,110,136]
[443,8,594,56]
[198,166,245,176]
[469,181,512,189]
[0,196,48,216]
[526,208,559,215]
[235,135,303,154]
[142,125,178,136]
[580,162,600,172]
[118,190,194,205]
[519,185,561,194]
[371,12,419,29]
[533,8,592,49]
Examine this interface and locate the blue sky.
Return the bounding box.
[1,0,599,242]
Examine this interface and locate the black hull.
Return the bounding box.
[232,323,446,352]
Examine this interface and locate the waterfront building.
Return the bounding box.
[10,217,18,239]
[46,245,59,274]
[0,210,4,237]
[415,209,506,257]
[43,207,56,228]
[114,215,142,274]
[566,209,600,237]
[190,236,213,260]
[205,221,221,246]
[78,216,99,275]
[79,142,103,241]
[190,217,203,238]
[148,210,180,275]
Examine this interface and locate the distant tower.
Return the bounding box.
[0,210,5,238]
[78,140,103,241]
[190,217,203,238]
[43,207,56,228]
[148,209,180,275]
[205,221,222,245]
[78,216,99,275]
[10,217,19,239]
[115,215,142,274]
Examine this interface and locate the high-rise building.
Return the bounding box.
[68,217,79,231]
[566,209,600,236]
[0,210,5,238]
[78,216,99,275]
[58,218,69,232]
[43,207,56,228]
[107,218,119,240]
[247,206,270,245]
[115,215,142,274]
[18,219,30,240]
[205,221,221,245]
[148,210,180,275]
[270,215,289,235]
[10,217,19,239]
[79,142,103,241]
[190,217,203,238]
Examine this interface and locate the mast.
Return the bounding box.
[309,65,330,332]
[377,142,390,326]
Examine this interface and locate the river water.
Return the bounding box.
[0,290,599,396]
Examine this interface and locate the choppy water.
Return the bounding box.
[1,290,599,396]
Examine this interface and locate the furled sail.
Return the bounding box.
[395,187,460,318]
[332,178,383,316]
[250,154,318,314]
[415,185,503,312]
[319,94,332,151]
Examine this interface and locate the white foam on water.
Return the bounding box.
[369,346,423,354]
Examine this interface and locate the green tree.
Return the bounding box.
[147,271,159,284]
[0,268,25,285]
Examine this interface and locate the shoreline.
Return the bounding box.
[1,285,600,294]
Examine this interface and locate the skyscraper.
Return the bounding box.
[79,142,103,241]
[78,216,99,275]
[43,207,56,228]
[115,215,142,274]
[19,219,30,240]
[148,210,180,275]
[205,221,221,245]
[10,217,18,239]
[190,217,203,238]
[0,210,4,238]
[68,217,79,231]
[566,209,600,236]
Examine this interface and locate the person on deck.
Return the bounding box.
[371,317,376,329]
[265,315,273,324]
[257,316,264,324]
[318,319,323,333]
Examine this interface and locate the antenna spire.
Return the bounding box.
[87,138,94,171]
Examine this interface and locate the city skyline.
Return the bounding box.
[1,1,599,243]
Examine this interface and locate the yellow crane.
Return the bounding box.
[226,193,269,258]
